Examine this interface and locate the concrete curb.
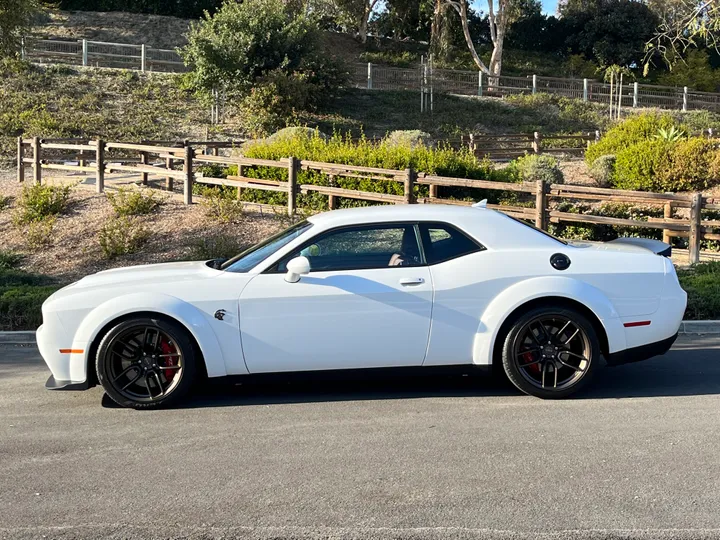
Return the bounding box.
[1,321,720,345]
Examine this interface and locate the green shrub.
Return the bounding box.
[188,234,250,261]
[678,262,720,320]
[200,188,245,224]
[26,217,56,251]
[107,187,164,216]
[613,139,673,191]
[14,184,71,224]
[98,217,151,259]
[658,138,719,192]
[238,131,500,209]
[586,113,675,165]
[0,250,22,269]
[0,194,10,210]
[589,154,615,187]
[0,268,59,331]
[512,154,564,185]
[384,130,432,149]
[549,202,664,242]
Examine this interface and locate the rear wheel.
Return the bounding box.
[96,317,197,409]
[501,307,599,399]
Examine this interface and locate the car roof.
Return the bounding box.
[306,204,561,250]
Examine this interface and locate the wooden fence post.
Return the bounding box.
[140,146,149,186]
[95,139,105,194]
[32,137,41,185]
[535,179,547,230]
[16,137,24,183]
[404,168,416,204]
[287,157,298,216]
[236,164,243,200]
[183,142,193,205]
[689,192,702,264]
[429,184,438,200]
[662,201,673,245]
[328,174,337,209]
[165,154,174,191]
[532,132,542,154]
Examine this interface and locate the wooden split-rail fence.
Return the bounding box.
[16,137,719,264]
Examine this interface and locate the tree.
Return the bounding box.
[333,0,382,42]
[646,0,720,72]
[441,0,537,77]
[0,0,44,57]
[180,0,320,91]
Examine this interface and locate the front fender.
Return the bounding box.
[68,292,226,382]
[472,276,626,366]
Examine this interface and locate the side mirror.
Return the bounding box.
[285,256,310,283]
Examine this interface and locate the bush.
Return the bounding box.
[26,217,56,251]
[98,217,151,259]
[658,138,720,191]
[512,154,564,184]
[613,139,673,191]
[188,234,250,261]
[180,0,321,92]
[0,268,59,331]
[0,194,10,210]
[384,130,432,149]
[237,131,499,209]
[0,250,22,269]
[107,187,164,216]
[549,202,664,242]
[14,184,71,224]
[678,262,720,320]
[586,113,674,165]
[589,154,615,187]
[199,188,245,224]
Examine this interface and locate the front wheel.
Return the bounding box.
[96,317,197,409]
[501,307,600,399]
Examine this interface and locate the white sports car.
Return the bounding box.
[38,203,687,408]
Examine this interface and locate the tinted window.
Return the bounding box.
[420,223,483,264]
[222,221,313,273]
[277,224,423,272]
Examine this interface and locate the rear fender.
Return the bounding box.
[68,292,226,382]
[472,276,626,366]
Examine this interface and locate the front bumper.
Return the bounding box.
[605,333,678,366]
[45,375,89,390]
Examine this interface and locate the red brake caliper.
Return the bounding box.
[521,350,541,373]
[159,337,179,381]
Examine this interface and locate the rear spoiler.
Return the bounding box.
[607,237,672,257]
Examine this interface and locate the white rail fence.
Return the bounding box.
[21,38,185,73]
[353,62,720,113]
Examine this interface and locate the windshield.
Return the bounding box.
[221,220,313,272]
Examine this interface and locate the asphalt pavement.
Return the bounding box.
[1,336,720,540]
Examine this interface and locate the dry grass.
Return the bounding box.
[0,170,284,282]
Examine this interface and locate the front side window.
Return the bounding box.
[276,224,423,272]
[420,222,484,264]
[222,221,313,273]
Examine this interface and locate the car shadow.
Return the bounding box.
[100,340,720,409]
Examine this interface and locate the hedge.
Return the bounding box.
[0,268,60,331]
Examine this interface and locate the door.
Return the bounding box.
[239,223,433,373]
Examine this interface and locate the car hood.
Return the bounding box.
[67,261,222,291]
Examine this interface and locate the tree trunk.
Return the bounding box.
[358,11,369,43]
[430,0,452,65]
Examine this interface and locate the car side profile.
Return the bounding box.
[38,203,687,408]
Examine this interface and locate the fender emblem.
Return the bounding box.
[214,309,227,321]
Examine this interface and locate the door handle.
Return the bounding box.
[399,277,425,286]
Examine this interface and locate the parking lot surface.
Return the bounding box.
[1,336,720,540]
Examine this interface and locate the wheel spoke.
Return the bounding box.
[120,370,143,390]
[112,364,140,383]
[555,320,572,342]
[541,362,547,388]
[554,364,558,388]
[153,371,165,397]
[562,350,590,363]
[117,339,140,356]
[558,359,584,372]
[158,353,181,358]
[145,374,156,399]
[159,364,181,370]
[151,329,161,352]
[564,328,580,345]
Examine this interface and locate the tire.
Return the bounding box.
[501,306,600,399]
[96,317,198,409]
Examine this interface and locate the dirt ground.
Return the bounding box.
[33,10,192,49]
[0,170,284,283]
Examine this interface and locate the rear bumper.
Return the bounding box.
[605,333,678,366]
